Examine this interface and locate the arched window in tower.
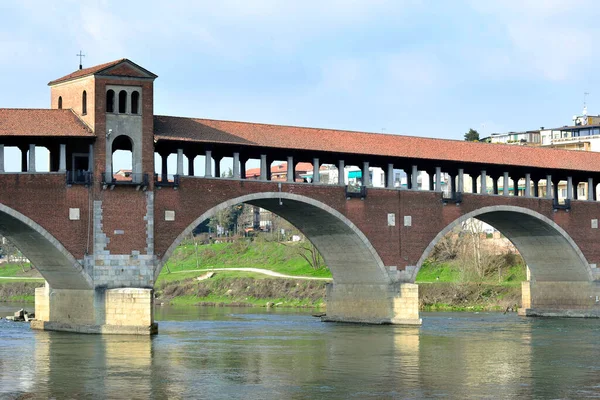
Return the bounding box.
[106,90,115,113]
[82,91,87,115]
[58,96,62,109]
[111,135,134,182]
[131,91,140,115]
[118,90,127,114]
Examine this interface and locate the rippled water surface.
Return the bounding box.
[1,303,600,399]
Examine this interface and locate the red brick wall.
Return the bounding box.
[0,174,90,259]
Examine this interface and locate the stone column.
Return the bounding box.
[362,161,370,187]
[546,175,553,199]
[588,178,594,201]
[567,177,573,200]
[503,172,509,196]
[457,168,464,193]
[233,152,241,179]
[286,156,293,182]
[411,165,418,190]
[480,170,487,194]
[87,144,94,172]
[259,154,267,181]
[387,163,394,188]
[533,179,539,197]
[19,145,28,172]
[513,176,519,197]
[338,160,345,185]
[0,144,4,172]
[58,144,67,172]
[525,173,531,197]
[448,172,456,197]
[492,176,498,195]
[214,156,222,178]
[313,158,320,184]
[435,167,442,192]
[28,144,36,173]
[428,171,434,191]
[161,153,168,183]
[205,150,212,178]
[240,158,247,179]
[187,154,195,176]
[176,149,183,176]
[471,173,478,194]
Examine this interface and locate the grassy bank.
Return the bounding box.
[0,282,43,303]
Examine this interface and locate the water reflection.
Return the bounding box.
[1,307,600,398]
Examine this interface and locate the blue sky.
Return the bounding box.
[1,1,600,170]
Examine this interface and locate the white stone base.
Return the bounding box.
[518,280,600,318]
[32,286,156,335]
[322,282,422,325]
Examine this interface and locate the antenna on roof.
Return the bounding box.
[76,50,85,70]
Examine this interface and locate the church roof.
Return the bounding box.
[153,115,600,173]
[0,109,93,137]
[48,59,157,86]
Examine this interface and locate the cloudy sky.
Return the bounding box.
[1,0,599,168]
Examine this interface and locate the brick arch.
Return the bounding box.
[156,192,391,285]
[413,205,592,283]
[0,203,92,289]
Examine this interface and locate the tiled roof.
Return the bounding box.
[246,162,312,178]
[48,59,125,85]
[154,115,600,173]
[0,109,93,137]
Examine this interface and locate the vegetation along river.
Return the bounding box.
[1,303,600,399]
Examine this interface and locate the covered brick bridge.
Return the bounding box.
[1,59,600,334]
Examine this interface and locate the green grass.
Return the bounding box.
[160,240,332,279]
[416,259,526,286]
[0,263,34,277]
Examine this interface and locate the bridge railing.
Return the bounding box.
[154,174,180,188]
[101,172,149,189]
[66,170,93,186]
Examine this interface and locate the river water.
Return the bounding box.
[1,304,600,399]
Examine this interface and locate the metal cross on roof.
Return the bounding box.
[76,50,85,70]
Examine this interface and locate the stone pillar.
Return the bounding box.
[338,160,345,185]
[480,170,487,194]
[161,153,168,183]
[448,172,456,197]
[259,154,267,181]
[546,175,552,199]
[0,144,5,173]
[240,158,247,179]
[552,179,560,203]
[435,167,442,192]
[321,282,421,326]
[58,144,67,172]
[427,171,434,191]
[457,168,464,193]
[387,163,394,188]
[286,156,293,182]
[31,286,157,335]
[471,173,478,194]
[86,144,93,172]
[362,161,370,187]
[567,177,573,200]
[187,154,195,176]
[503,172,509,196]
[525,173,531,197]
[513,176,519,197]
[588,178,594,201]
[492,176,498,195]
[214,156,222,178]
[411,165,418,190]
[28,144,36,172]
[519,281,600,319]
[205,150,212,178]
[233,153,241,179]
[313,158,320,184]
[19,145,28,172]
[176,149,183,176]
[533,179,539,197]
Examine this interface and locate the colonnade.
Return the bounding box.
[0,143,93,174]
[156,147,600,202]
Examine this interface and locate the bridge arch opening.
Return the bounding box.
[157,192,391,285]
[0,203,92,289]
[414,205,592,283]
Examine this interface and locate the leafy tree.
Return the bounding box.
[464,128,480,142]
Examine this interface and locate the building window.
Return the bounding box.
[106,90,115,113]
[82,91,87,115]
[118,90,127,114]
[58,96,62,109]
[131,91,140,114]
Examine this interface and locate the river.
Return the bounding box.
[1,303,600,399]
